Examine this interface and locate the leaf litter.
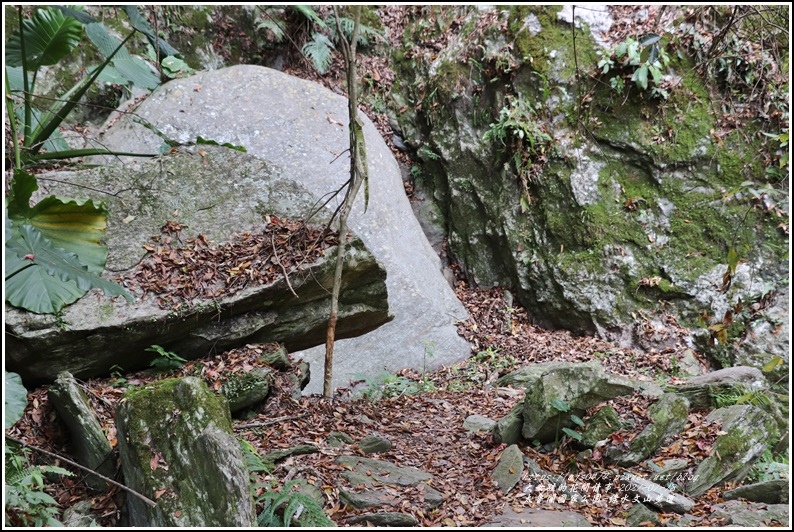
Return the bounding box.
[9,280,765,527]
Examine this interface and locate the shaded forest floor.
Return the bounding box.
[10,283,761,527]
[6,4,788,528]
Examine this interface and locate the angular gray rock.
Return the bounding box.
[580,405,624,448]
[492,444,524,494]
[115,377,254,527]
[5,146,390,384]
[620,473,695,514]
[497,361,635,443]
[347,512,418,527]
[359,433,393,454]
[626,503,660,526]
[220,367,273,414]
[687,405,779,496]
[259,344,291,370]
[724,479,789,504]
[709,500,790,527]
[337,456,431,487]
[491,402,524,445]
[606,393,689,466]
[463,414,496,433]
[47,372,115,492]
[484,507,592,527]
[93,64,471,394]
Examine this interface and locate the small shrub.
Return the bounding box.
[146,345,187,371]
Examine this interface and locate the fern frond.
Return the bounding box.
[256,19,285,42]
[291,5,326,28]
[327,15,383,47]
[255,480,333,527]
[302,33,334,73]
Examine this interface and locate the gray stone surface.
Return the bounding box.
[483,507,592,527]
[580,405,623,448]
[492,444,524,494]
[710,500,790,527]
[497,361,635,443]
[491,402,523,445]
[220,367,272,414]
[626,503,660,526]
[94,65,471,394]
[463,414,496,433]
[347,512,418,527]
[5,146,389,384]
[724,479,789,504]
[47,371,115,492]
[620,473,695,514]
[337,456,431,487]
[607,393,689,466]
[359,433,393,454]
[115,377,254,527]
[687,405,779,496]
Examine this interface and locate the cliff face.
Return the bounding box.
[389,5,788,373]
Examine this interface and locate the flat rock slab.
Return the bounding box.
[95,65,471,393]
[710,500,789,527]
[347,512,418,527]
[336,455,441,511]
[337,456,431,487]
[484,507,592,527]
[621,473,695,514]
[5,146,389,384]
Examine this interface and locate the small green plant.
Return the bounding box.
[4,372,74,527]
[240,440,332,527]
[747,449,789,483]
[712,385,772,410]
[596,33,672,99]
[3,5,185,315]
[255,6,382,74]
[550,398,585,446]
[417,145,441,161]
[146,345,187,371]
[5,444,73,527]
[484,95,552,205]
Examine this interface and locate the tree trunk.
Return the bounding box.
[324,6,363,398]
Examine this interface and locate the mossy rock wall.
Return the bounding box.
[390,6,789,371]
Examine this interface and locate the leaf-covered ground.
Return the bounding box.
[7,5,788,527]
[9,282,775,527]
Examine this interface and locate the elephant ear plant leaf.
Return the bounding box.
[5,170,133,315]
[3,6,178,315]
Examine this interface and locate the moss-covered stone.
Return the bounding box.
[686,405,779,496]
[115,377,254,527]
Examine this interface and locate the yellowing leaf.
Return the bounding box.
[762,356,783,373]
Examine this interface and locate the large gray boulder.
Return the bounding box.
[93,64,471,393]
[115,377,254,527]
[5,146,389,384]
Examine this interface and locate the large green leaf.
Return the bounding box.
[26,196,111,275]
[83,21,160,90]
[123,5,179,58]
[5,224,131,314]
[5,226,87,313]
[8,170,111,274]
[5,170,133,314]
[5,8,83,71]
[5,372,28,429]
